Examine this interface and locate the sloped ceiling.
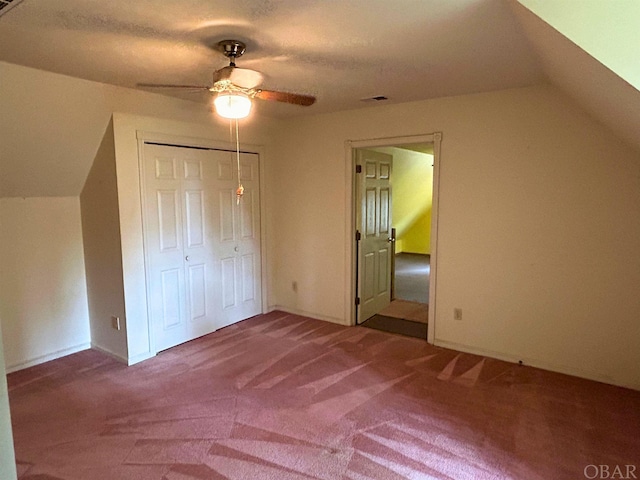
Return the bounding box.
[1,0,639,198]
[517,0,640,91]
[511,1,640,153]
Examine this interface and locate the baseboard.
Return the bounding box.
[91,343,128,365]
[92,344,155,366]
[270,305,349,326]
[5,342,91,374]
[434,338,639,391]
[127,351,155,366]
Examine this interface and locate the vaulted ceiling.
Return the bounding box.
[1,0,639,198]
[2,0,638,123]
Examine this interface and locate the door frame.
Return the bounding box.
[136,130,268,355]
[345,132,442,344]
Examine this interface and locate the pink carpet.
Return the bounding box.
[7,311,640,479]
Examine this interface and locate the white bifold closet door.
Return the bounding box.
[143,143,262,352]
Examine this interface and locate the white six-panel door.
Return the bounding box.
[209,149,262,329]
[357,149,393,323]
[143,143,261,352]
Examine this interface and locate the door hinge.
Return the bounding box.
[355,297,361,306]
[355,230,361,241]
[355,164,362,174]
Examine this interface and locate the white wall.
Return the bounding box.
[80,120,128,361]
[112,112,278,363]
[0,61,233,198]
[1,61,281,366]
[0,64,279,475]
[0,322,17,480]
[0,197,91,371]
[270,84,640,389]
[3,61,639,390]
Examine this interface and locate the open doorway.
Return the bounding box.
[380,143,433,330]
[350,134,440,342]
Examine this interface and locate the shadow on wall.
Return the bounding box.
[392,151,433,254]
[397,206,432,254]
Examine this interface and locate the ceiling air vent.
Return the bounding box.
[0,0,25,17]
[361,95,389,103]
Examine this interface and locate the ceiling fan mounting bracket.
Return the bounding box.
[217,40,246,60]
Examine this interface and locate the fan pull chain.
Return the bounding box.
[235,118,244,205]
[227,119,244,206]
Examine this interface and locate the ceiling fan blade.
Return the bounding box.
[137,83,211,90]
[255,89,316,106]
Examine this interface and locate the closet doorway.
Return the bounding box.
[141,142,262,352]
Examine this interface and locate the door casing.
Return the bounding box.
[345,133,442,343]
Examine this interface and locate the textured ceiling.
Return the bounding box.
[0,0,544,118]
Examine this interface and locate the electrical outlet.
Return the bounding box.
[111,316,121,331]
[453,308,463,321]
[292,281,298,293]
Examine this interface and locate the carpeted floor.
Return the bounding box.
[8,311,640,479]
[380,299,428,324]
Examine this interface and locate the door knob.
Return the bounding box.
[185,255,190,261]
[234,246,239,252]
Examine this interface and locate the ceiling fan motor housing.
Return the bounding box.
[217,40,246,62]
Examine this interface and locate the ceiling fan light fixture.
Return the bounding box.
[214,92,252,119]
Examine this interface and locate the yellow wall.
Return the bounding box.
[384,147,434,254]
[401,209,432,254]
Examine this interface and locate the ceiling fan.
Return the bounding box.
[138,40,316,118]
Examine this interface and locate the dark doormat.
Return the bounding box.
[360,314,427,340]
